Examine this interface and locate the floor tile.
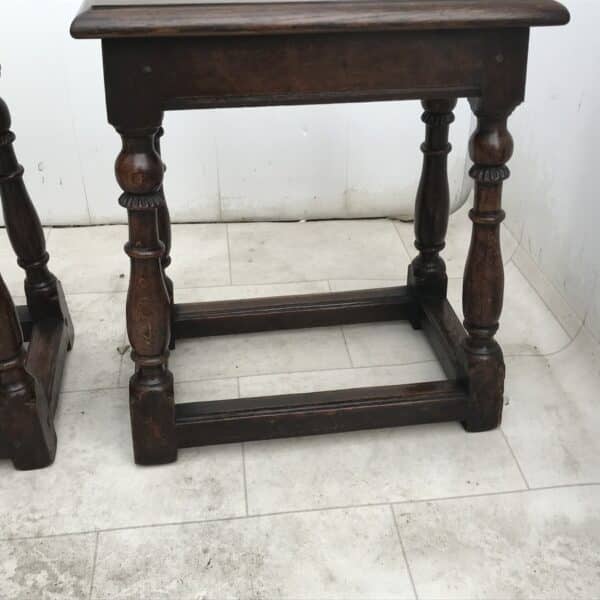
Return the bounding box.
[395,486,600,600]
[229,220,410,284]
[239,361,445,398]
[502,330,600,487]
[0,388,245,538]
[61,292,126,392]
[46,223,231,295]
[512,244,584,339]
[176,377,239,404]
[46,225,130,294]
[245,390,524,514]
[342,322,437,367]
[0,533,96,600]
[329,278,404,292]
[447,262,571,356]
[162,327,352,385]
[394,202,519,278]
[92,506,415,600]
[175,280,330,303]
[169,223,230,288]
[120,282,333,387]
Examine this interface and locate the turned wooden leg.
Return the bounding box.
[408,98,457,303]
[116,126,177,465]
[462,105,513,432]
[0,272,56,470]
[0,98,71,336]
[154,127,175,350]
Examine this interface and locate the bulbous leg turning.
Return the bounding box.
[462,107,513,432]
[117,126,177,465]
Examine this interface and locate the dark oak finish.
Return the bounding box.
[173,286,417,338]
[72,0,570,39]
[117,127,177,464]
[408,98,456,298]
[0,97,74,470]
[71,0,569,464]
[176,380,469,447]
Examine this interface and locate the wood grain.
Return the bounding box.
[72,0,570,39]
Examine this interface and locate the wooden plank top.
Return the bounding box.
[71,0,570,39]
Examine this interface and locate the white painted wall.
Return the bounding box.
[503,0,600,341]
[0,0,471,225]
[1,0,598,340]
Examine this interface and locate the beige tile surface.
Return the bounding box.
[0,388,245,538]
[61,292,126,392]
[2,218,599,598]
[175,280,330,303]
[46,225,130,294]
[239,361,446,398]
[92,506,415,600]
[46,223,232,295]
[396,486,600,600]
[229,220,410,284]
[512,244,584,338]
[342,321,437,367]
[164,326,352,385]
[169,223,231,288]
[329,278,404,292]
[0,534,96,600]
[502,329,600,487]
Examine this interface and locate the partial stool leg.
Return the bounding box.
[116,126,177,465]
[462,103,513,431]
[0,97,73,343]
[154,127,175,350]
[0,272,56,470]
[407,98,456,327]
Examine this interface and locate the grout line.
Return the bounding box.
[392,219,415,262]
[4,482,599,545]
[236,378,250,516]
[340,326,355,367]
[61,383,128,396]
[59,277,408,298]
[88,531,100,600]
[63,357,441,396]
[225,223,233,285]
[327,279,357,368]
[390,505,419,600]
[500,427,530,489]
[241,443,249,517]
[58,329,585,400]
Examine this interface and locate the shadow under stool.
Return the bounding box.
[0,96,74,470]
[71,0,569,466]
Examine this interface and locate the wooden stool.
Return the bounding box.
[71,0,569,466]
[0,97,74,470]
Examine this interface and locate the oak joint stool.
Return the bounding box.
[71,0,569,466]
[0,97,74,470]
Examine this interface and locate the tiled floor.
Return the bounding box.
[1,214,599,600]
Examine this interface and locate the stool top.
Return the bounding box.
[71,0,570,39]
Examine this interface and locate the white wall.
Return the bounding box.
[503,0,600,341]
[2,0,599,341]
[0,0,471,225]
